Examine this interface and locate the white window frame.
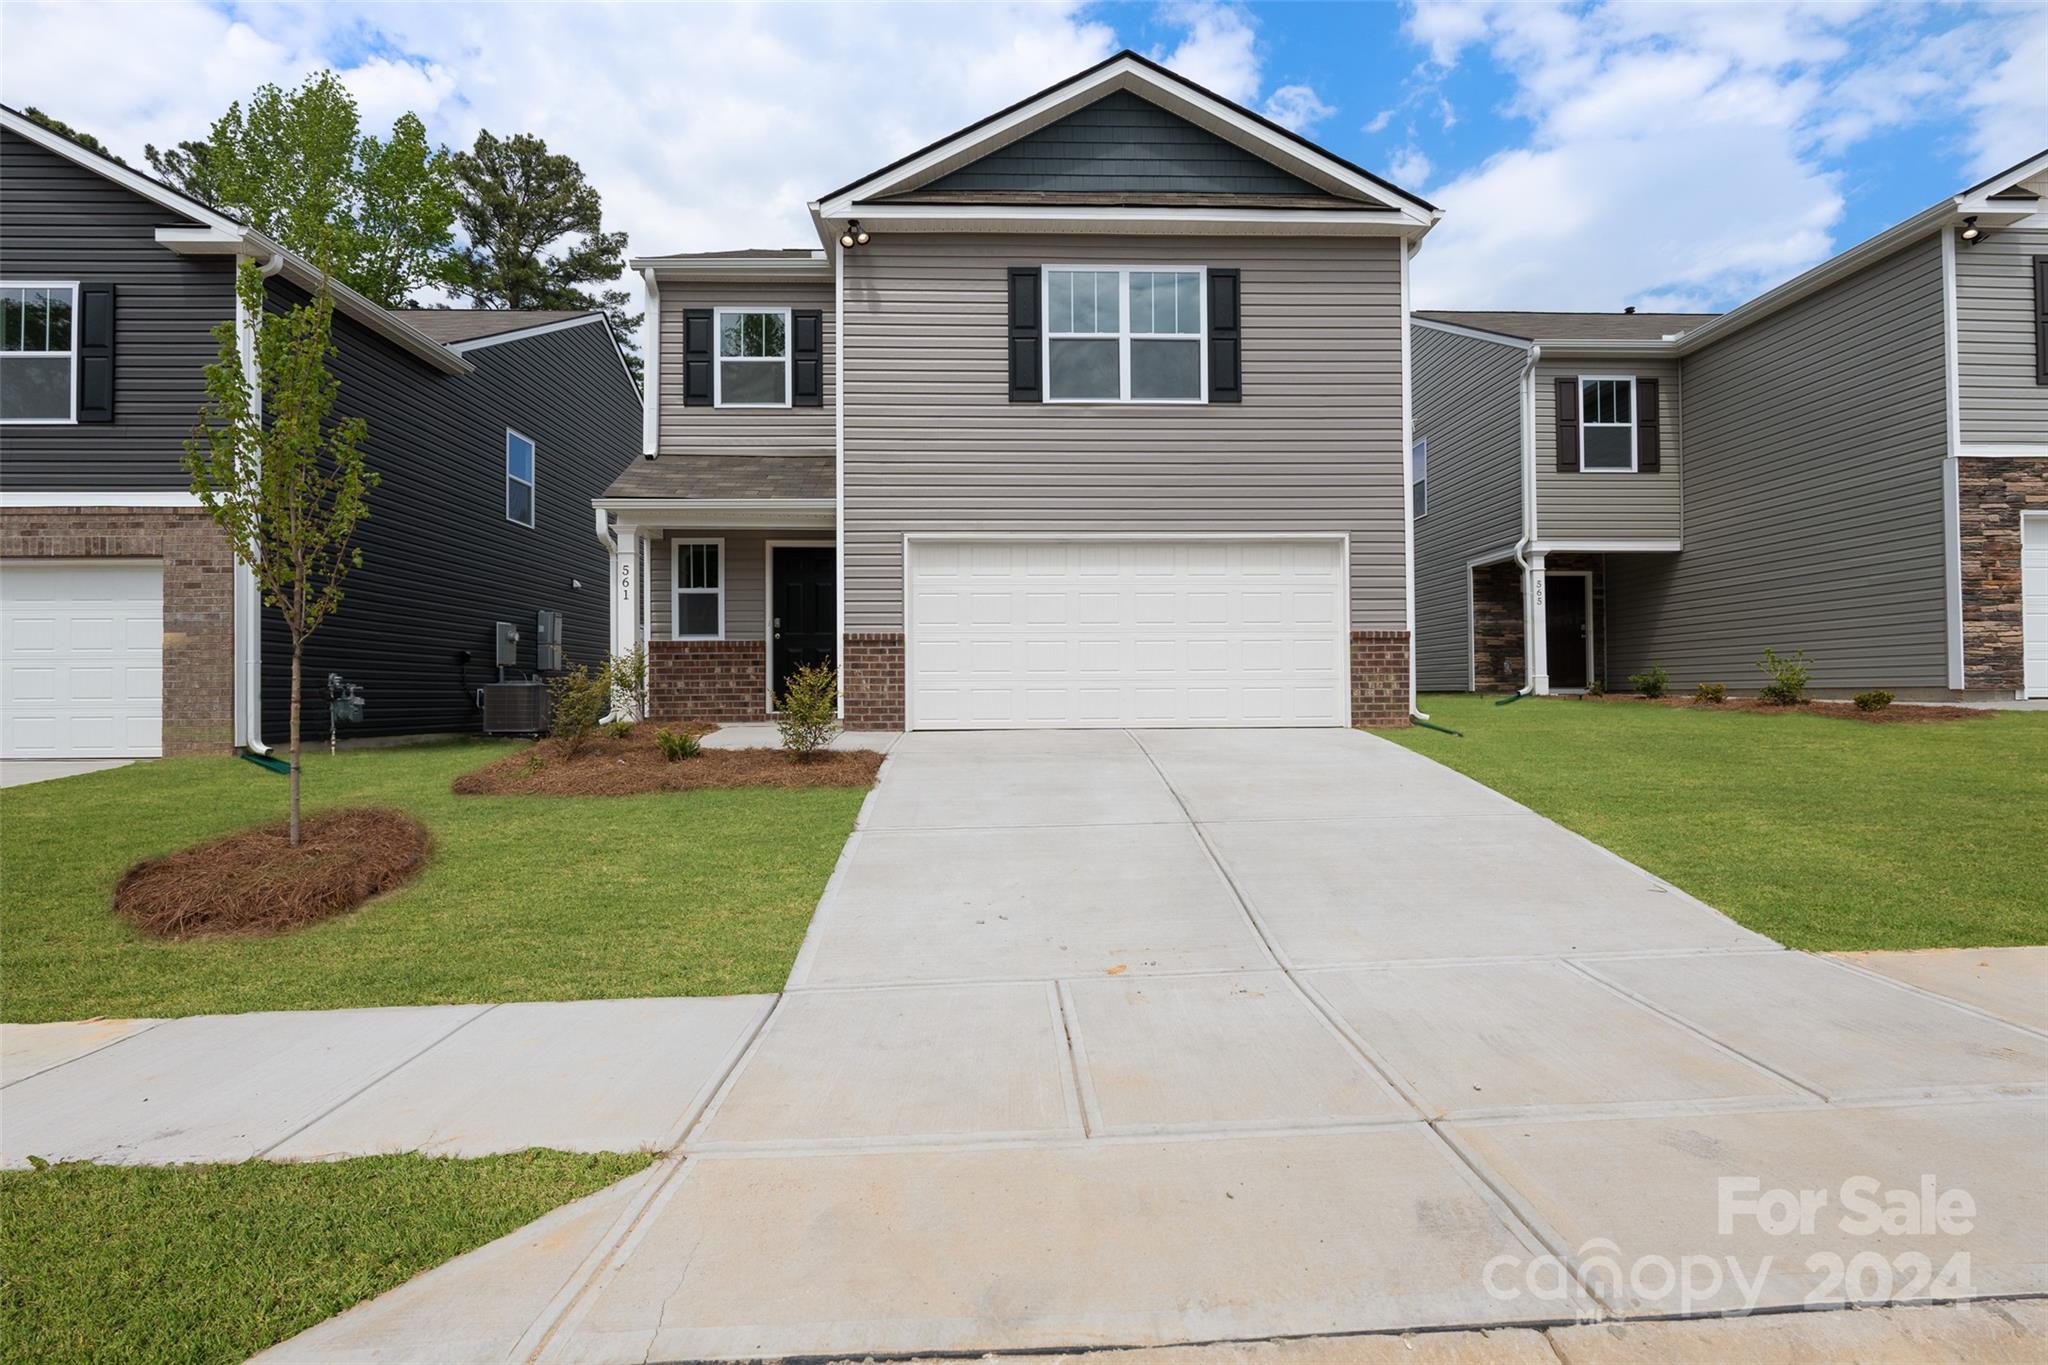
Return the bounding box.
[504,427,536,527]
[1577,375,1638,473]
[1042,265,1208,405]
[1411,436,1428,518]
[712,306,792,409]
[671,537,726,641]
[0,280,80,425]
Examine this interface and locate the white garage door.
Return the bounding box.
[1,560,164,758]
[907,537,1347,729]
[2026,514,2048,699]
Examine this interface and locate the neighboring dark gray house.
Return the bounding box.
[599,51,1439,731]
[0,107,641,757]
[1411,149,2048,701]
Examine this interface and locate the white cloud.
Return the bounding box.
[1150,1,1260,103]
[1262,84,1334,132]
[1388,145,1432,189]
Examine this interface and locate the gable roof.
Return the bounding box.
[1415,310,1719,344]
[812,51,1436,240]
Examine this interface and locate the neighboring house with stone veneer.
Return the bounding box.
[597,52,1437,731]
[0,108,640,757]
[1411,148,2048,702]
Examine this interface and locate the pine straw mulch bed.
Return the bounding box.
[451,730,885,796]
[113,808,432,941]
[1577,693,1992,725]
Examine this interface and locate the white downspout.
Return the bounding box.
[234,251,286,755]
[1512,342,1543,697]
[1399,237,1426,723]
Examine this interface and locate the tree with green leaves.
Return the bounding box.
[186,261,376,846]
[447,129,641,374]
[144,138,217,204]
[22,108,125,163]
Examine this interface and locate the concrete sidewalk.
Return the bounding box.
[254,728,2047,1363]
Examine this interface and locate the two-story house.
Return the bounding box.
[1411,147,2048,701]
[0,107,642,759]
[598,52,1437,732]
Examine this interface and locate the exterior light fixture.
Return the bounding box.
[838,219,870,249]
[1960,216,1982,244]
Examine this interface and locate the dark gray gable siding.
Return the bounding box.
[913,90,1330,198]
[0,128,233,491]
[261,294,640,739]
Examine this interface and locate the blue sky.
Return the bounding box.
[3,2,2042,314]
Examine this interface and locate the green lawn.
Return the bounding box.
[1,741,867,1022]
[0,1150,650,1365]
[1383,695,2048,951]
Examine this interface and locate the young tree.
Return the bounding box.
[447,129,641,374]
[186,261,376,846]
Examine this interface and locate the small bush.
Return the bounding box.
[655,728,700,762]
[1585,678,1606,697]
[606,645,647,721]
[1695,681,1728,705]
[776,663,842,758]
[604,719,635,740]
[547,665,610,756]
[1853,689,1895,713]
[1756,647,1813,706]
[1628,665,1670,699]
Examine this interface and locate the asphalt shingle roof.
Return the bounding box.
[1415,310,1720,342]
[602,454,834,502]
[386,309,598,343]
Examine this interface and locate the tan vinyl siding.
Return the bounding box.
[647,528,825,641]
[1410,323,1527,689]
[1605,233,1949,690]
[1956,223,2048,445]
[657,281,833,455]
[1534,358,1683,540]
[841,233,1407,632]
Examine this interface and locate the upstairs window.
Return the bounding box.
[1579,376,1636,471]
[715,308,789,407]
[505,429,536,527]
[673,540,724,639]
[1411,437,1428,518]
[1,282,76,423]
[1045,267,1205,403]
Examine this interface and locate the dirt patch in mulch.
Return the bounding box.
[114,808,432,941]
[1576,693,1992,725]
[451,730,885,796]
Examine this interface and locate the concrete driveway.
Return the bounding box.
[270,727,2048,1363]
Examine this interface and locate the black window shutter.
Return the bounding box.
[1636,376,1661,472]
[1208,268,1241,403]
[77,282,115,423]
[1554,377,1579,472]
[683,308,714,407]
[1008,267,1040,402]
[2033,256,2047,386]
[791,309,823,407]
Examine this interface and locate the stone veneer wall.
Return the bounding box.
[1958,457,2047,694]
[1472,560,1525,692]
[1350,630,1411,728]
[646,639,768,723]
[0,507,235,754]
[842,633,905,730]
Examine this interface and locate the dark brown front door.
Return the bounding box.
[1545,576,1590,690]
[771,545,836,705]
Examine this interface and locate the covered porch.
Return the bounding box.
[1469,546,1678,695]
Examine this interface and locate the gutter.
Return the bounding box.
[1504,342,1543,703]
[235,251,288,758]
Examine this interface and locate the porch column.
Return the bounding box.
[610,523,642,660]
[1525,550,1550,696]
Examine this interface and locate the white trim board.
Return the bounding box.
[0,491,203,508]
[1410,315,1536,350]
[1528,538,1681,554]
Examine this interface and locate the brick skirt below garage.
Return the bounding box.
[1959,457,2047,694]
[647,640,768,723]
[0,506,235,755]
[1350,630,1411,729]
[843,633,905,730]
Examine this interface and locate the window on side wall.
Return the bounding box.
[1045,267,1205,403]
[1579,377,1636,472]
[1412,437,1428,518]
[715,309,789,407]
[505,429,536,527]
[1,282,77,423]
[673,540,723,640]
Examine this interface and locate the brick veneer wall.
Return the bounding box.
[1959,456,2048,693]
[0,507,235,755]
[1472,560,1525,692]
[646,639,768,723]
[843,633,905,730]
[1350,630,1410,728]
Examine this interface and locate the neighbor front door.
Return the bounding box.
[1545,576,1590,691]
[770,545,836,707]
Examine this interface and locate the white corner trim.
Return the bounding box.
[641,270,661,457]
[0,490,202,508]
[833,236,847,719]
[1940,224,1965,691]
[1398,238,1419,719]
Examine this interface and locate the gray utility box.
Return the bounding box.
[481,681,548,735]
[495,620,521,668]
[535,610,565,672]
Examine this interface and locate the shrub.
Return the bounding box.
[604,719,635,740]
[655,727,700,762]
[605,645,647,721]
[547,665,610,756]
[1853,689,1894,713]
[1628,665,1669,699]
[1756,647,1813,706]
[1585,678,1606,698]
[775,663,842,758]
[1694,681,1728,705]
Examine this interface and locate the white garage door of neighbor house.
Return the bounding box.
[907,538,1348,729]
[2026,514,2048,699]
[0,560,165,758]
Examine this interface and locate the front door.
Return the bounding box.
[770,545,836,706]
[1545,575,1591,691]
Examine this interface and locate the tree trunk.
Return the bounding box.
[289,641,303,848]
